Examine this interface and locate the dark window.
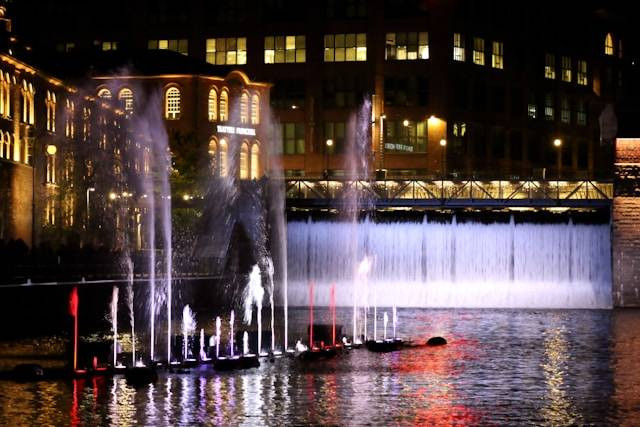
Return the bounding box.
[271,79,306,109]
[384,76,428,107]
[510,131,522,162]
[453,80,468,110]
[473,82,487,111]
[384,0,428,17]
[324,121,346,153]
[324,74,367,108]
[326,0,366,19]
[282,123,305,154]
[491,128,506,158]
[511,88,523,116]
[493,86,505,113]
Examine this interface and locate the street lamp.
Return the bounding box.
[85,187,95,230]
[553,138,562,199]
[325,139,333,180]
[440,139,447,199]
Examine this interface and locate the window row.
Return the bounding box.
[545,55,588,85]
[208,138,261,179]
[527,95,588,126]
[452,34,503,69]
[97,86,261,124]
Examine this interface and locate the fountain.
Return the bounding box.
[383,312,388,341]
[229,310,235,357]
[373,288,377,342]
[199,329,209,361]
[110,286,119,367]
[126,261,135,366]
[330,283,336,347]
[392,306,397,340]
[182,305,196,361]
[215,316,221,359]
[243,265,264,356]
[309,281,314,348]
[264,257,276,353]
[243,331,249,356]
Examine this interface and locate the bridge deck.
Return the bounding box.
[285,179,613,208]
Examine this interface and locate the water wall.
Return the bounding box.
[287,218,612,309]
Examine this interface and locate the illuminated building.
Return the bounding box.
[9,0,638,180]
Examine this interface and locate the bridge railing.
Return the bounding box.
[285,179,613,206]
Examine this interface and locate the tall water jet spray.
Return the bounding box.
[244,265,264,355]
[215,316,221,359]
[182,305,196,360]
[110,286,119,367]
[309,281,314,348]
[354,257,371,343]
[126,262,135,365]
[264,257,276,352]
[383,312,388,341]
[199,329,208,361]
[373,288,377,341]
[243,331,249,356]
[392,306,397,339]
[331,283,336,347]
[229,310,235,357]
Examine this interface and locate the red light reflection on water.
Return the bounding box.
[389,327,486,425]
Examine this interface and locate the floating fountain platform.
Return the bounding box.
[213,355,260,371]
[365,339,403,353]
[297,347,339,361]
[125,366,158,386]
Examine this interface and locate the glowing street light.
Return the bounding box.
[439,138,447,147]
[553,138,562,147]
[403,119,409,127]
[86,187,95,230]
[45,144,57,155]
[324,139,333,180]
[108,192,117,200]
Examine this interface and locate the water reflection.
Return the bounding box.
[0,309,636,425]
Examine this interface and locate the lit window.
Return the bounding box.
[21,81,35,125]
[208,138,218,173]
[250,143,260,179]
[0,72,10,117]
[264,35,306,63]
[491,41,503,69]
[45,198,56,226]
[544,54,556,79]
[165,87,181,120]
[97,88,112,99]
[240,142,249,179]
[383,120,428,153]
[324,33,367,62]
[64,153,74,183]
[208,89,217,121]
[46,90,56,132]
[65,99,75,138]
[63,193,74,227]
[0,132,9,159]
[577,101,587,126]
[561,56,572,82]
[577,60,588,85]
[219,139,228,177]
[251,94,260,125]
[148,39,188,55]
[604,33,614,55]
[118,88,134,112]
[560,97,570,123]
[102,41,118,51]
[240,92,249,124]
[219,90,228,121]
[282,123,305,154]
[472,37,485,65]
[205,38,247,65]
[46,146,56,183]
[385,32,428,60]
[453,33,465,61]
[544,93,554,121]
[528,103,537,119]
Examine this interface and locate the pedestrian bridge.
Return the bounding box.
[285,179,613,209]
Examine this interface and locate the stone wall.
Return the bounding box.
[0,161,33,245]
[613,138,640,306]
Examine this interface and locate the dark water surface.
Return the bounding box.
[1,308,639,426]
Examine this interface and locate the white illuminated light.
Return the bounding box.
[403,119,409,127]
[108,192,117,200]
[553,138,562,147]
[440,139,447,147]
[46,145,57,155]
[216,125,256,136]
[326,139,333,147]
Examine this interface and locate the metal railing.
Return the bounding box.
[285,179,613,208]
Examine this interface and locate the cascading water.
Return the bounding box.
[229,310,235,357]
[126,261,135,365]
[287,217,612,309]
[264,257,276,352]
[383,311,388,341]
[243,331,249,356]
[199,329,208,361]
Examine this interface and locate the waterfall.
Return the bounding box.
[287,218,612,309]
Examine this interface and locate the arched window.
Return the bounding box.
[0,131,5,159]
[65,99,75,138]
[165,86,181,119]
[208,137,218,173]
[208,88,218,121]
[219,90,228,121]
[240,141,249,179]
[46,91,56,132]
[97,88,112,99]
[250,143,260,179]
[605,33,614,55]
[251,94,260,125]
[0,72,5,117]
[240,92,249,124]
[118,88,134,112]
[21,80,35,125]
[219,139,228,177]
